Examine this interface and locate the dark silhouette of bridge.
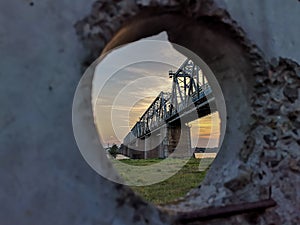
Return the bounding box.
[121,58,216,159]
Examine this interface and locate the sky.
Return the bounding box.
[92,32,220,148]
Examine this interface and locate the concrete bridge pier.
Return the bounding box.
[167,123,192,158]
[144,137,150,159]
[123,123,192,159]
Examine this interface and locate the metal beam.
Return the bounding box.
[124,58,215,144]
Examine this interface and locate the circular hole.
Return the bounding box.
[74,32,226,205]
[73,11,259,219]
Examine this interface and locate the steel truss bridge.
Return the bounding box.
[122,58,216,158]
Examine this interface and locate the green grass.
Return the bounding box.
[119,157,208,205]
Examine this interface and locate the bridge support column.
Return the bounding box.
[135,138,144,159]
[158,136,169,158]
[143,137,148,159]
[167,123,192,158]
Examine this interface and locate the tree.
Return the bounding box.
[108,144,118,158]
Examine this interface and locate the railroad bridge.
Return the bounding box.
[121,59,217,159]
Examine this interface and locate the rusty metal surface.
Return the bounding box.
[174,199,276,223]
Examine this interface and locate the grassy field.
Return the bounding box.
[119,158,209,205]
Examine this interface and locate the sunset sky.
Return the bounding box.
[92,32,220,148]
